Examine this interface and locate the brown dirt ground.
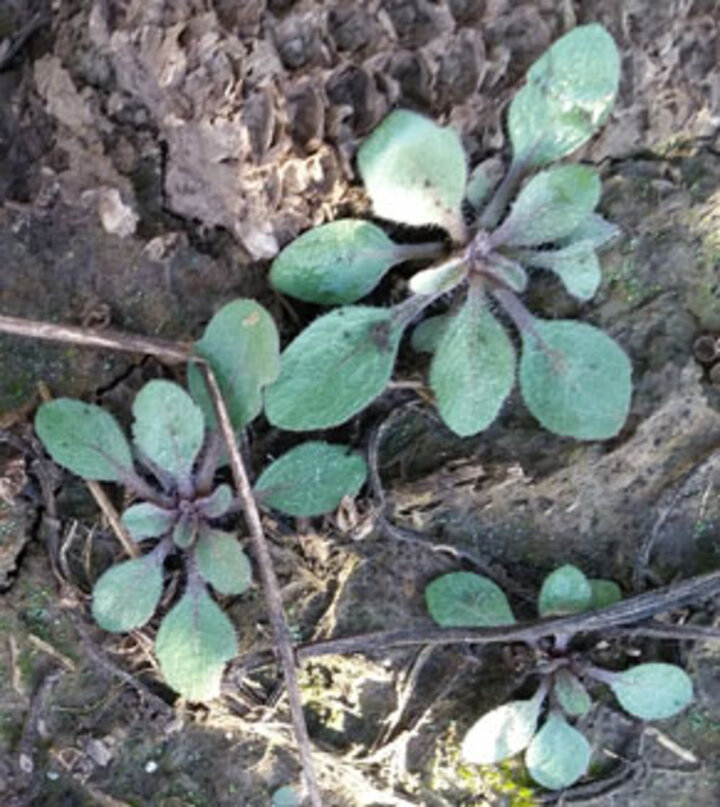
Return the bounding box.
[0,1,719,805]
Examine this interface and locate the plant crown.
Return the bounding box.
[266,24,632,440]
[425,565,693,790]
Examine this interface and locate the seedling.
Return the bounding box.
[425,565,694,790]
[266,24,632,440]
[34,299,368,700]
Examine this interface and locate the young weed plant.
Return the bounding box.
[34,300,368,700]
[265,24,632,440]
[425,565,694,790]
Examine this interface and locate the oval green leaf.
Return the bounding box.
[525,712,591,790]
[508,24,620,167]
[35,399,133,482]
[357,110,468,240]
[255,441,367,517]
[588,579,622,609]
[425,572,515,627]
[554,669,592,717]
[466,157,504,212]
[92,555,164,632]
[538,564,592,617]
[610,663,693,720]
[264,307,404,431]
[132,380,205,480]
[155,587,237,701]
[196,529,252,596]
[560,214,620,250]
[462,692,544,765]
[411,314,453,354]
[121,502,176,542]
[408,259,468,296]
[519,319,632,440]
[188,299,280,431]
[494,165,601,248]
[270,220,400,305]
[430,298,515,436]
[173,514,198,549]
[517,242,602,301]
[196,484,235,519]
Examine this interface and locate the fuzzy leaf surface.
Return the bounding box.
[462,695,543,764]
[519,319,632,440]
[256,441,367,517]
[358,110,467,238]
[425,572,515,627]
[155,587,237,701]
[610,663,693,720]
[495,165,600,248]
[466,157,504,211]
[122,503,176,541]
[554,670,592,717]
[92,556,163,632]
[196,529,252,595]
[411,314,452,354]
[525,712,591,790]
[132,381,205,480]
[196,484,235,519]
[538,564,592,616]
[265,307,403,430]
[521,242,602,301]
[172,514,198,549]
[508,24,620,166]
[35,399,133,482]
[430,298,515,436]
[188,299,280,430]
[588,579,622,609]
[408,259,468,296]
[270,220,400,305]
[560,214,620,249]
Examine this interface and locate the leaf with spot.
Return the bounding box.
[494,165,601,248]
[132,381,205,480]
[609,663,693,720]
[255,441,367,517]
[509,24,620,167]
[121,503,176,542]
[519,319,632,440]
[92,554,164,632]
[188,299,280,431]
[430,295,515,436]
[265,307,405,431]
[358,110,468,240]
[425,572,515,627]
[35,399,133,482]
[196,529,252,596]
[525,712,591,790]
[538,564,592,617]
[155,587,237,701]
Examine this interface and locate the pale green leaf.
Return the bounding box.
[588,579,622,609]
[196,484,235,519]
[411,314,452,354]
[188,299,280,431]
[560,214,620,250]
[508,24,620,166]
[358,110,467,239]
[519,319,632,440]
[196,529,252,596]
[121,503,176,541]
[462,692,544,764]
[554,669,592,717]
[610,663,693,720]
[538,564,592,617]
[35,399,133,482]
[494,165,600,248]
[155,587,237,701]
[256,441,367,517]
[270,220,400,305]
[92,555,164,632]
[172,514,198,549]
[265,307,404,431]
[518,242,602,301]
[430,297,515,436]
[272,787,300,807]
[132,381,205,480]
[525,712,591,790]
[409,259,468,296]
[425,572,515,627]
[486,259,528,293]
[466,157,504,211]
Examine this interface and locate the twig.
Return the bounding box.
[230,569,720,672]
[613,621,720,643]
[0,12,50,72]
[198,362,323,807]
[16,665,64,781]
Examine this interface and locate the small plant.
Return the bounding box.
[34,300,368,700]
[425,566,694,790]
[265,24,632,440]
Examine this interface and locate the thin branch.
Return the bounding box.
[197,362,323,807]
